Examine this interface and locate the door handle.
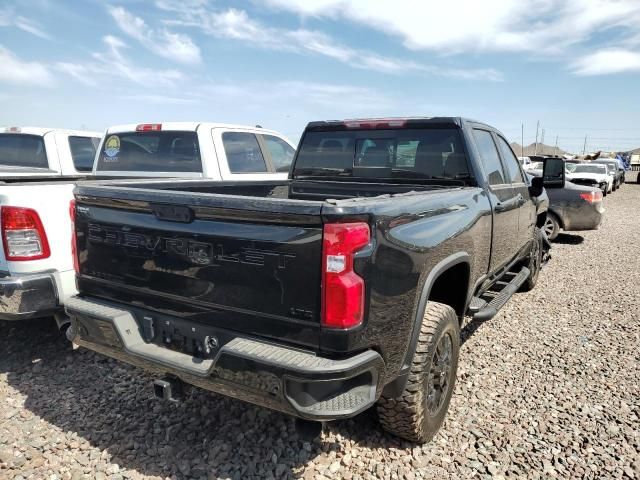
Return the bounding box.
[495,194,523,212]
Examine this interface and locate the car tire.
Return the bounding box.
[377,302,460,443]
[543,212,560,241]
[637,171,640,184]
[520,227,543,292]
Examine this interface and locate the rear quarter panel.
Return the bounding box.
[0,182,78,300]
[321,187,492,380]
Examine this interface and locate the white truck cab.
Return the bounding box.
[94,122,296,180]
[0,122,295,328]
[0,126,101,179]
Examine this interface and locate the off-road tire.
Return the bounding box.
[543,212,560,241]
[520,227,543,292]
[376,302,460,443]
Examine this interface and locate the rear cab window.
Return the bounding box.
[294,128,472,184]
[96,131,202,172]
[69,136,100,172]
[0,134,48,169]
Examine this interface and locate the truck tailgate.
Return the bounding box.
[74,188,325,349]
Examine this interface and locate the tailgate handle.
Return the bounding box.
[150,204,194,223]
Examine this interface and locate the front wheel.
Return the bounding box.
[377,302,460,443]
[543,213,560,241]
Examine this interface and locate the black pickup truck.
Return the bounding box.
[66,117,562,443]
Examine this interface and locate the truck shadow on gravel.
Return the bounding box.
[1,319,410,479]
[553,233,585,245]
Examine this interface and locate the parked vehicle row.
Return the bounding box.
[0,123,296,327]
[0,117,607,444]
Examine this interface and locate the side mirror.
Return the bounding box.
[529,176,544,197]
[542,158,565,188]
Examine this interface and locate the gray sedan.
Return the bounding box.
[527,173,605,240]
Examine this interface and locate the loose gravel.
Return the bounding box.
[1,184,639,480]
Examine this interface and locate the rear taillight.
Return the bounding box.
[580,191,603,204]
[69,200,78,273]
[321,222,370,329]
[1,206,50,261]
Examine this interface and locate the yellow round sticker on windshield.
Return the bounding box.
[105,135,120,157]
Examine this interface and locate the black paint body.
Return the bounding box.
[71,118,546,406]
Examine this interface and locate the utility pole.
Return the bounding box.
[540,129,545,153]
[582,135,587,156]
[555,135,558,156]
[534,121,540,155]
[521,123,524,157]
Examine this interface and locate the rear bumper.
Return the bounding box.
[65,296,384,421]
[0,272,59,320]
[561,203,604,231]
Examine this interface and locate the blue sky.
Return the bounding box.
[1,0,640,153]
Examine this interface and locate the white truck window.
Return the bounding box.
[69,136,100,172]
[96,131,202,172]
[222,132,267,173]
[0,134,48,168]
[262,134,295,172]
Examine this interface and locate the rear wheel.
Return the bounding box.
[543,213,560,241]
[520,227,543,292]
[377,302,460,443]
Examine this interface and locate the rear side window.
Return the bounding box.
[0,134,48,168]
[294,128,471,183]
[473,130,506,186]
[495,136,523,183]
[222,132,267,173]
[96,131,202,172]
[69,136,100,172]
[262,134,295,172]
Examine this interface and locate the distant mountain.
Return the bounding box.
[510,142,567,157]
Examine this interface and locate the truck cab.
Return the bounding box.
[0,126,101,181]
[93,122,296,180]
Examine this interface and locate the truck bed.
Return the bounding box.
[73,178,472,354]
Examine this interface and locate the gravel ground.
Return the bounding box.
[1,184,639,480]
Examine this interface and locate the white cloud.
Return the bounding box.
[0,45,54,86]
[117,93,198,105]
[571,48,640,75]
[164,7,502,80]
[57,36,184,87]
[108,6,201,64]
[0,8,50,39]
[263,0,640,55]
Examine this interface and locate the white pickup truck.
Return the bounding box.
[0,122,296,329]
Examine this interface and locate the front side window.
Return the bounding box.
[496,136,524,183]
[69,136,100,172]
[0,134,48,168]
[262,135,295,172]
[222,132,267,173]
[96,131,202,172]
[472,130,506,186]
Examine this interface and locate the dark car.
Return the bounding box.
[536,178,605,240]
[65,117,562,443]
